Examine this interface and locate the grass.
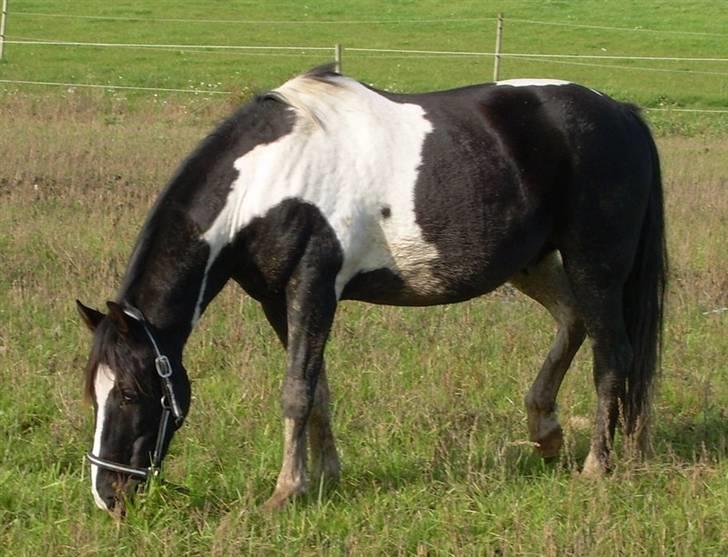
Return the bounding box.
[1,1,727,555]
[2,1,728,114]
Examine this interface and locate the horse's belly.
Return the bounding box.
[336,211,549,306]
[337,225,503,306]
[334,216,441,297]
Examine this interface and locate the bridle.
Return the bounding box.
[86,305,185,480]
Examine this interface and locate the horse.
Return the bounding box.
[77,65,667,513]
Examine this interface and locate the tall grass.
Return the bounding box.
[0,94,726,555]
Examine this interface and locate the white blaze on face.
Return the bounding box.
[193,74,440,321]
[91,364,115,511]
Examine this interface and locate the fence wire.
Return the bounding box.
[0,78,233,95]
[2,78,727,114]
[2,12,726,114]
[8,39,728,64]
[10,10,727,37]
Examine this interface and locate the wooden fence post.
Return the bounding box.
[493,13,503,81]
[335,43,343,73]
[0,0,9,61]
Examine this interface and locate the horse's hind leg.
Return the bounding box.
[560,253,634,476]
[509,251,586,459]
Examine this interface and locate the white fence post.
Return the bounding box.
[335,43,343,73]
[493,13,503,81]
[0,0,9,60]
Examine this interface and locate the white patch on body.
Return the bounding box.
[496,78,603,96]
[91,364,115,511]
[194,74,438,321]
[496,78,572,88]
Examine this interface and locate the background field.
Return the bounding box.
[1,1,727,556]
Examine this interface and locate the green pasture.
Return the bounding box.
[2,0,728,109]
[1,1,727,555]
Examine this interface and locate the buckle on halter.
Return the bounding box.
[155,355,172,378]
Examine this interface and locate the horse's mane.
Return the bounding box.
[267,63,356,128]
[267,63,344,103]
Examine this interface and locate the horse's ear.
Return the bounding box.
[106,301,130,336]
[76,300,105,331]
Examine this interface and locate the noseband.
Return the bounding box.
[86,305,184,480]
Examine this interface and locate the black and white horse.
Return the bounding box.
[77,66,666,513]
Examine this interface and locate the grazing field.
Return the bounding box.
[3,0,728,115]
[1,1,727,555]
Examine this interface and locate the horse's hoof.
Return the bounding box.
[581,451,608,478]
[311,455,341,486]
[262,483,305,511]
[262,492,290,512]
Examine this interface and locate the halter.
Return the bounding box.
[86,305,185,480]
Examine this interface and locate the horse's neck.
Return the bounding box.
[117,223,230,350]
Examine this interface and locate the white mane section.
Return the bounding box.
[194,73,438,320]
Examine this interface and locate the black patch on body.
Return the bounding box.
[221,199,344,304]
[366,83,654,303]
[341,268,409,305]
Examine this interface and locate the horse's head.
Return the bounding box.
[76,300,190,513]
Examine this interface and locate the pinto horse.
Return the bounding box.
[77,66,666,512]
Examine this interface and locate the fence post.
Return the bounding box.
[335,43,343,73]
[493,13,503,81]
[0,0,8,61]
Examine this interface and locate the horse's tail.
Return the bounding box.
[622,107,668,440]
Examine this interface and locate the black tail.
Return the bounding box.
[622,109,668,439]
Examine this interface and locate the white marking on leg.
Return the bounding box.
[91,364,115,511]
[582,450,606,477]
[196,73,441,308]
[276,417,306,490]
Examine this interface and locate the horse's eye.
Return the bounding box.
[119,390,137,405]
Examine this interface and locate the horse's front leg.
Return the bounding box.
[261,299,341,491]
[263,270,337,510]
